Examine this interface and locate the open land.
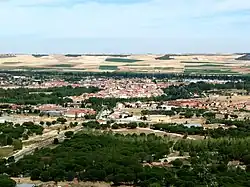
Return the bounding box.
[0,54,250,74]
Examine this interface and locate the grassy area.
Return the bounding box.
[0,146,14,158]
[99,65,118,70]
[105,58,142,63]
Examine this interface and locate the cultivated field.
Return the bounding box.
[0,54,250,74]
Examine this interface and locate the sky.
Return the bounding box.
[0,0,250,53]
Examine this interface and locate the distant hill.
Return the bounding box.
[236,54,250,61]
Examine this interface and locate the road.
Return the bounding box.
[96,105,106,120]
[13,126,82,162]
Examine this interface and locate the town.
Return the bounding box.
[1,71,250,187]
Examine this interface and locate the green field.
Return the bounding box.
[105,58,142,63]
[0,147,13,158]
[99,65,118,70]
[49,64,74,68]
[199,64,224,67]
[154,67,174,70]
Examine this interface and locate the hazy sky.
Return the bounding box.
[0,0,250,53]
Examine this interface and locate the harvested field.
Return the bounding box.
[0,54,248,74]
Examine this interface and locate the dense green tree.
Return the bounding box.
[0,175,16,187]
[53,138,59,144]
[12,139,22,150]
[64,131,74,138]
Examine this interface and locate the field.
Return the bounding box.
[0,146,14,158]
[0,54,250,74]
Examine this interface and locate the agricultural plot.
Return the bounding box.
[0,146,13,158]
[105,58,143,63]
[99,65,119,71]
[0,54,249,75]
[2,61,21,65]
[48,64,75,68]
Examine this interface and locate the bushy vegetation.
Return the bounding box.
[0,121,43,147]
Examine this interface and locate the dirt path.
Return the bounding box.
[113,127,198,140]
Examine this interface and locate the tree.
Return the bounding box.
[46,121,52,126]
[30,169,41,181]
[57,117,67,124]
[52,120,57,125]
[0,175,16,187]
[53,138,59,144]
[7,156,15,163]
[12,139,22,150]
[64,131,74,138]
[40,121,44,125]
[127,123,137,129]
[112,124,119,129]
[40,171,50,182]
[171,159,183,168]
[6,136,13,145]
[242,154,250,165]
[22,134,29,140]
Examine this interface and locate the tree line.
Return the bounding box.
[0,86,99,105]
[2,132,250,186]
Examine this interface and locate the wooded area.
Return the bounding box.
[1,132,250,186]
